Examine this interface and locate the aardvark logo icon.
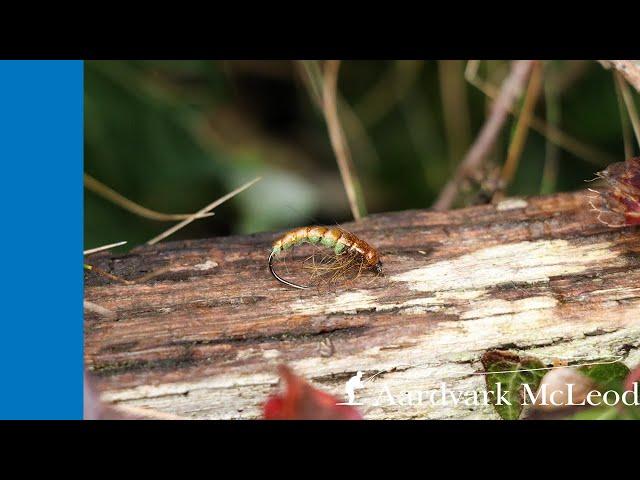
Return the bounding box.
[337,370,366,405]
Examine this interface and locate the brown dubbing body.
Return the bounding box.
[272,226,380,269]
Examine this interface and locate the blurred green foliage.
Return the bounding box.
[84,60,634,251]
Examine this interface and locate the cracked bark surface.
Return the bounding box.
[84,190,640,419]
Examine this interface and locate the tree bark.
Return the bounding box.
[85,190,640,419]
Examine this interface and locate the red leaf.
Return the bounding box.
[263,365,363,420]
[592,157,640,226]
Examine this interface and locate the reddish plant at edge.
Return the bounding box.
[590,157,640,227]
[263,365,363,420]
[624,366,640,393]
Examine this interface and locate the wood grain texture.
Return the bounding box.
[84,190,640,419]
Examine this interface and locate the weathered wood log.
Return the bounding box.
[84,190,640,419]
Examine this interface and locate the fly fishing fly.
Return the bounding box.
[268,226,383,290]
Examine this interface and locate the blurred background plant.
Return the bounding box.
[84,60,638,251]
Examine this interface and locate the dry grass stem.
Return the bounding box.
[322,60,365,220]
[614,71,635,159]
[500,61,544,186]
[433,60,534,211]
[298,60,379,170]
[146,176,262,245]
[84,174,215,221]
[84,241,128,256]
[614,71,640,151]
[466,61,617,167]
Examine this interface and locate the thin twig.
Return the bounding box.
[465,61,617,167]
[85,174,215,221]
[84,241,128,256]
[500,61,544,186]
[614,71,640,152]
[146,176,262,245]
[433,60,534,211]
[318,60,367,220]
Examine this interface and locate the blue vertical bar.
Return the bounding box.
[0,61,83,419]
